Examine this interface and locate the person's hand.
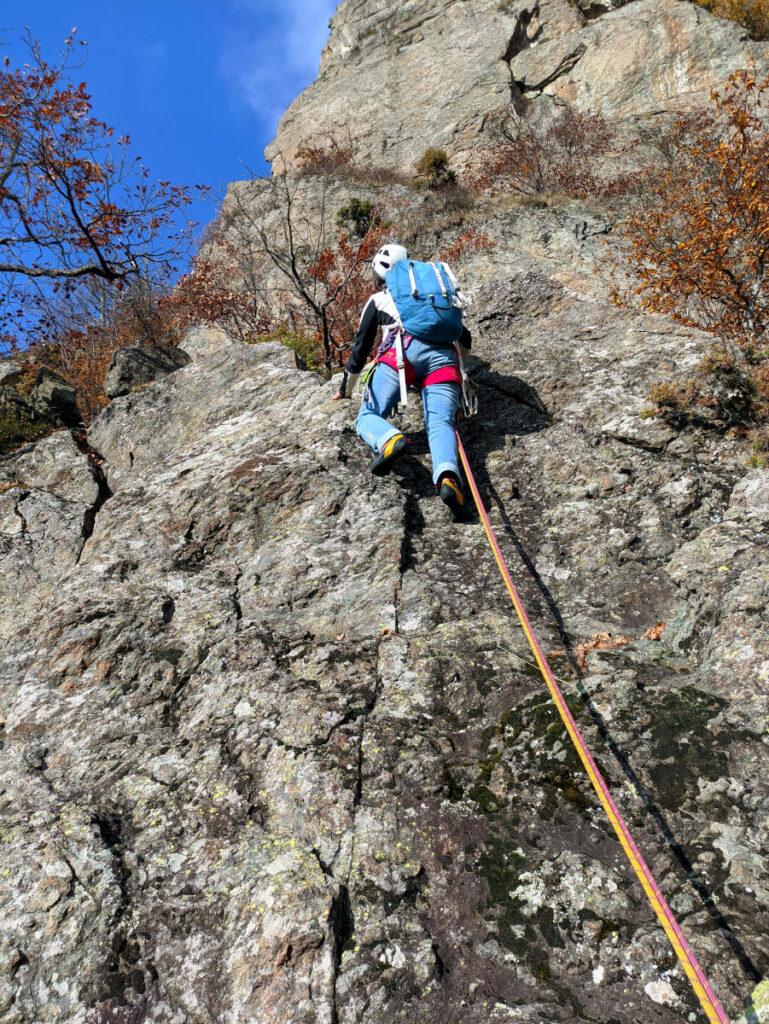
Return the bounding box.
[332,391,347,401]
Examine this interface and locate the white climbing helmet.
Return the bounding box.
[372,243,408,281]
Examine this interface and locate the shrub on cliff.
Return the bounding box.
[336,199,382,237]
[247,327,321,371]
[623,71,769,454]
[624,71,769,349]
[0,411,53,456]
[473,106,627,201]
[415,148,457,189]
[294,130,411,186]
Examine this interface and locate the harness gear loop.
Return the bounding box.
[393,328,409,412]
[453,343,478,418]
[455,430,730,1024]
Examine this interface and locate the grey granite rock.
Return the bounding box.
[30,368,80,427]
[0,289,766,1021]
[1,1,768,1022]
[0,360,24,388]
[104,345,192,399]
[268,0,769,170]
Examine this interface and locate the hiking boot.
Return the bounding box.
[371,433,410,476]
[438,472,469,522]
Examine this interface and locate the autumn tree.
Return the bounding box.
[623,71,769,448]
[166,236,273,344]
[0,32,205,356]
[474,105,621,199]
[225,167,385,369]
[306,226,387,364]
[624,70,769,353]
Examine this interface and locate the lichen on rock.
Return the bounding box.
[1,1,769,1022]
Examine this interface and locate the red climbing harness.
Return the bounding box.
[375,332,463,390]
[455,429,730,1024]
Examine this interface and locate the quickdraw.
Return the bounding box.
[455,430,730,1024]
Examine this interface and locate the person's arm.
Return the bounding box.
[334,296,379,399]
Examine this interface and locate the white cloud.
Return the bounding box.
[222,0,337,138]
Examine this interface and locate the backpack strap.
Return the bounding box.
[382,286,411,410]
[431,262,448,298]
[407,261,419,299]
[441,262,465,309]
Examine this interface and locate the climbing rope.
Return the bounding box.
[455,430,730,1024]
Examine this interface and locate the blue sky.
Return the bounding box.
[0,0,337,229]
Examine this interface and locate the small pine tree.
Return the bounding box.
[416,148,456,188]
[336,199,381,237]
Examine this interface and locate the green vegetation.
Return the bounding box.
[249,327,323,373]
[0,412,54,456]
[415,147,457,188]
[336,198,381,237]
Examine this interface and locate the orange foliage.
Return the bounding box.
[437,228,495,265]
[472,106,625,200]
[643,622,666,641]
[293,129,412,186]
[28,284,181,421]
[305,226,387,366]
[166,241,272,343]
[696,0,769,39]
[0,33,204,354]
[575,621,665,671]
[575,632,633,672]
[295,131,356,175]
[624,71,769,352]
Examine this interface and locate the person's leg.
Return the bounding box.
[356,364,402,452]
[356,364,411,475]
[422,382,461,484]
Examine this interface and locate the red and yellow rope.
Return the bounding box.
[456,431,730,1024]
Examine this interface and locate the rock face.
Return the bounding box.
[268,0,769,169]
[104,345,192,399]
[1,287,768,1022]
[2,2,769,1023]
[0,361,24,388]
[509,0,769,115]
[30,368,80,427]
[267,0,513,170]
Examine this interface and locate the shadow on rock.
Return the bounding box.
[451,357,762,990]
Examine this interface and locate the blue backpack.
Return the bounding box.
[385,260,464,344]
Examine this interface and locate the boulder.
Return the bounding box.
[103,344,192,399]
[510,0,769,115]
[0,359,25,388]
[180,324,236,360]
[30,368,80,427]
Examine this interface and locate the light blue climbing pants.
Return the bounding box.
[355,338,461,484]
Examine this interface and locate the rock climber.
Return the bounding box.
[333,243,473,521]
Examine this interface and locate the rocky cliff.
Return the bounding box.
[268,0,769,169]
[2,2,769,1024]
